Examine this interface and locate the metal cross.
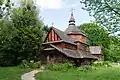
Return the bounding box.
[69,8,75,13]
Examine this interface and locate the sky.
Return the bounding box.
[15,0,94,31]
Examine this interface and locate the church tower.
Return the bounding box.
[65,10,87,43]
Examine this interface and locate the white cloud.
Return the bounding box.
[36,0,63,9]
[65,3,80,9]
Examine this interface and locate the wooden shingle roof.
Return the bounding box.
[52,27,72,42]
[65,25,86,36]
[52,27,86,45]
[49,44,97,59]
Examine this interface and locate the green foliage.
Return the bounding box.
[44,61,112,72]
[0,1,45,66]
[105,36,120,61]
[0,0,14,19]
[31,61,41,69]
[0,20,18,66]
[79,23,109,60]
[45,62,112,72]
[36,67,120,80]
[76,65,92,72]
[75,61,112,72]
[79,23,110,47]
[21,0,34,8]
[81,0,120,34]
[0,0,4,5]
[42,25,50,40]
[20,60,30,68]
[20,60,41,69]
[92,61,112,68]
[42,25,50,33]
[79,23,120,62]
[45,63,74,72]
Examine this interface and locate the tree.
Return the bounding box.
[0,0,4,18]
[79,23,110,60]
[0,0,44,66]
[11,1,44,64]
[0,0,14,19]
[105,36,120,62]
[0,19,17,66]
[0,0,4,5]
[80,0,120,34]
[79,23,120,61]
[42,25,50,40]
[79,23,110,47]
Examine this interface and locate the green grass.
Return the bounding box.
[36,67,120,80]
[0,66,31,80]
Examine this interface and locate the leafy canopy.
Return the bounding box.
[0,0,44,66]
[79,23,120,61]
[81,0,120,34]
[79,23,110,47]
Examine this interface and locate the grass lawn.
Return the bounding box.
[0,66,31,80]
[36,67,120,80]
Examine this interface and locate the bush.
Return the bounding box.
[76,61,112,72]
[20,60,30,68]
[30,61,41,69]
[45,61,112,72]
[20,60,41,69]
[76,65,92,72]
[92,61,112,68]
[45,62,74,72]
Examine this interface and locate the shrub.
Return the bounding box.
[76,61,112,72]
[20,60,41,69]
[20,60,30,68]
[45,61,112,72]
[92,61,112,68]
[30,61,41,69]
[76,65,92,72]
[45,62,74,72]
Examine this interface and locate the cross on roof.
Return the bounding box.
[69,8,75,13]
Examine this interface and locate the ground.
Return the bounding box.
[1,65,120,80]
[21,69,43,80]
[0,67,31,80]
[35,67,120,80]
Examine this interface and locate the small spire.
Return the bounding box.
[69,8,75,26]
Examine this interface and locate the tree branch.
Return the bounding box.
[105,1,120,16]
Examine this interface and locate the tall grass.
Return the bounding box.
[0,66,31,80]
[36,67,120,80]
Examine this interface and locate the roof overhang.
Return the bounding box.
[42,40,77,46]
[43,44,97,59]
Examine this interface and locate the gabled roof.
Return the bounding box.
[52,27,71,41]
[44,27,87,45]
[48,44,97,59]
[52,27,77,44]
[65,25,86,36]
[44,27,69,43]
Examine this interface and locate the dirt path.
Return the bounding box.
[21,66,44,80]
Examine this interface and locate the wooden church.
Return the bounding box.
[40,12,103,66]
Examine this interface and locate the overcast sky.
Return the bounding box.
[15,0,94,31]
